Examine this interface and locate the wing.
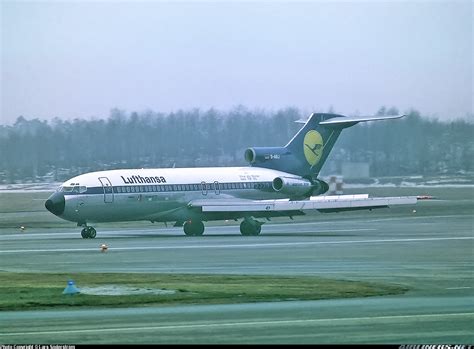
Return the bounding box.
[188,194,418,217]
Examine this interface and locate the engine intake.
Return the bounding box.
[244,147,288,164]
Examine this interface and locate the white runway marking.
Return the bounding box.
[365,214,467,223]
[446,287,472,290]
[0,228,375,239]
[1,312,472,337]
[0,236,472,254]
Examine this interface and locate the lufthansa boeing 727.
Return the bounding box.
[45,113,418,238]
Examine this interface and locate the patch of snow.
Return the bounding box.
[79,285,176,296]
[0,182,61,192]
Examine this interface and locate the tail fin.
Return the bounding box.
[285,113,345,177]
[245,113,404,178]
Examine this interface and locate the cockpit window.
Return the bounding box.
[59,185,87,193]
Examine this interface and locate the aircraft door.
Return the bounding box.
[214,181,220,195]
[201,181,207,196]
[98,177,114,203]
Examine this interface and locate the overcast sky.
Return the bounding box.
[1,0,472,124]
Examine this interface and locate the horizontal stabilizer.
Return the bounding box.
[320,114,405,126]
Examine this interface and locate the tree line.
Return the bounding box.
[0,106,472,183]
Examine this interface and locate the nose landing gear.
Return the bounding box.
[80,226,97,239]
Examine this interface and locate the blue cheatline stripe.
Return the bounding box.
[62,182,274,196]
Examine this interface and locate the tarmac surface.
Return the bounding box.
[0,199,473,344]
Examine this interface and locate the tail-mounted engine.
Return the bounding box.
[272,176,313,198]
[244,147,288,165]
[272,176,329,198]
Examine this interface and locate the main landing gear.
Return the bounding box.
[240,217,263,236]
[183,220,205,236]
[80,226,96,239]
[182,218,264,236]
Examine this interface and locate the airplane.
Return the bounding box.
[45,113,418,238]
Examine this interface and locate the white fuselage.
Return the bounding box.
[55,166,299,224]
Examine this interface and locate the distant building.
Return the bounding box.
[327,175,344,195]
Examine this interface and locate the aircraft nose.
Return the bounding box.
[45,192,65,216]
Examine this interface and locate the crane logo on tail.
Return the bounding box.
[303,130,324,166]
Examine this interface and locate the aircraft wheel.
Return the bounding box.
[81,227,96,238]
[193,221,205,236]
[240,220,262,236]
[183,221,193,236]
[88,227,97,239]
[183,220,205,236]
[252,224,262,236]
[240,220,250,236]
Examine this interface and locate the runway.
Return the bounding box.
[0,198,473,343]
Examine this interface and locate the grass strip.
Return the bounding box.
[0,272,408,311]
